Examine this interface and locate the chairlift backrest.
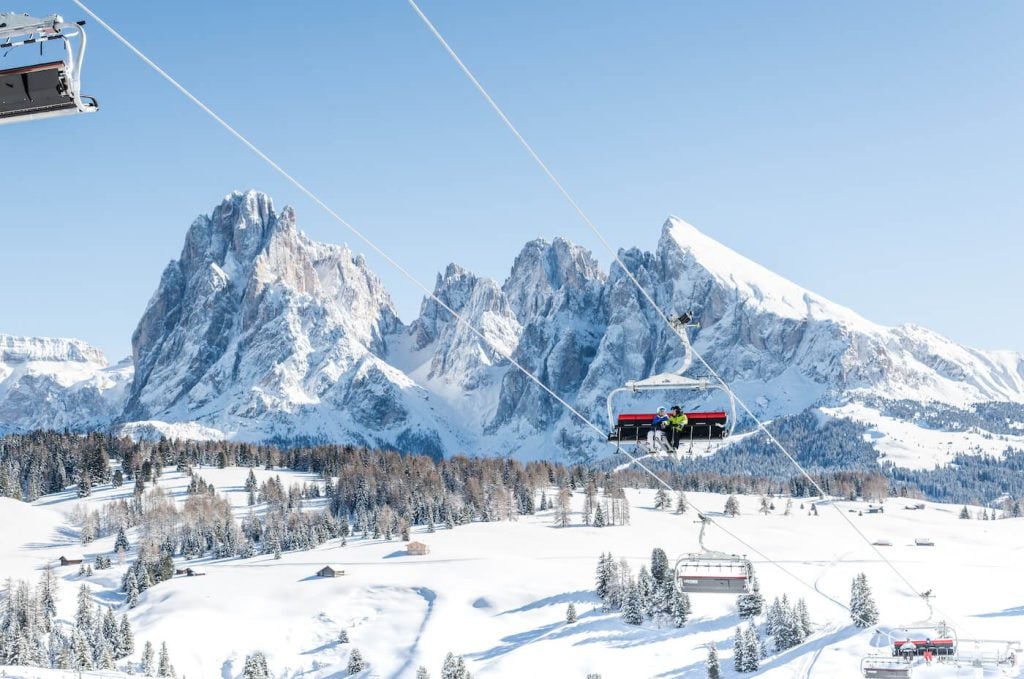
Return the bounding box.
[861,656,911,679]
[0,12,97,125]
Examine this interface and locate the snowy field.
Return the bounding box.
[1,466,1022,678]
[824,403,1024,471]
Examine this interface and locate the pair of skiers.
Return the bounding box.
[646,405,688,451]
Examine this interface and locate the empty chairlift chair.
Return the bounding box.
[861,656,912,679]
[675,552,752,594]
[0,12,98,124]
[674,514,752,594]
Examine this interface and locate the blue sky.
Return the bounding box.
[2,1,1022,360]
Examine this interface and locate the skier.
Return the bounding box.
[647,407,670,452]
[667,405,689,447]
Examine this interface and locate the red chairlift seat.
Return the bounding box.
[607,411,729,444]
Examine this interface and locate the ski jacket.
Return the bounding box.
[651,414,669,429]
[668,413,689,430]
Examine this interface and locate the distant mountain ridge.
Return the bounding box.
[2,190,1023,464]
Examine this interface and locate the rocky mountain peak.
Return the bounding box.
[502,237,606,319]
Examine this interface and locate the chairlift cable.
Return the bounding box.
[67,0,866,624]
[406,0,974,638]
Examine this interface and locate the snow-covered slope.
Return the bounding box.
[2,466,1021,678]
[0,335,131,434]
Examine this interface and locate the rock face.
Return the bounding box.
[0,335,130,434]
[120,191,459,455]
[3,193,1023,462]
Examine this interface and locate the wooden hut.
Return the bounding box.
[316,565,346,578]
[59,556,84,567]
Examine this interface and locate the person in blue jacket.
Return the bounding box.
[647,407,669,451]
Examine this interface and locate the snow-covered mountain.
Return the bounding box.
[0,335,131,434]
[3,192,1023,462]
[119,190,466,456]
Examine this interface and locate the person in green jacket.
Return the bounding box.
[667,405,689,447]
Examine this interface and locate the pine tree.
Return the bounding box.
[141,640,155,676]
[157,640,175,677]
[593,503,606,527]
[759,496,771,515]
[850,572,879,627]
[738,575,764,618]
[650,548,670,588]
[724,495,740,517]
[675,491,688,514]
[115,526,131,553]
[796,598,812,639]
[637,565,655,619]
[595,553,610,602]
[76,583,95,630]
[416,667,430,679]
[566,602,577,623]
[243,650,270,678]
[125,570,140,609]
[118,615,135,658]
[621,584,644,625]
[440,652,470,679]
[346,647,366,674]
[706,643,720,679]
[73,629,93,670]
[77,463,92,498]
[733,626,745,672]
[670,587,691,628]
[959,505,971,519]
[338,629,350,644]
[654,488,670,511]
[742,622,760,671]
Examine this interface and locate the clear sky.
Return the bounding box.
[2,1,1022,361]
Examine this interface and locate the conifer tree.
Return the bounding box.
[115,526,131,553]
[733,626,745,672]
[73,629,93,670]
[724,495,740,517]
[338,629,350,644]
[706,643,720,679]
[650,548,670,588]
[742,622,761,671]
[796,598,812,639]
[593,503,606,527]
[140,640,155,675]
[243,650,270,678]
[77,464,92,498]
[346,647,366,674]
[157,640,175,677]
[671,587,691,628]
[675,491,688,514]
[416,667,430,679]
[654,488,670,511]
[850,572,879,627]
[118,615,135,658]
[621,584,644,625]
[959,505,971,519]
[566,602,577,623]
[738,575,764,618]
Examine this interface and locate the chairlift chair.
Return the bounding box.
[0,12,98,124]
[606,312,737,458]
[860,656,912,679]
[674,514,752,594]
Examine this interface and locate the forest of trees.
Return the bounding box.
[0,567,175,675]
